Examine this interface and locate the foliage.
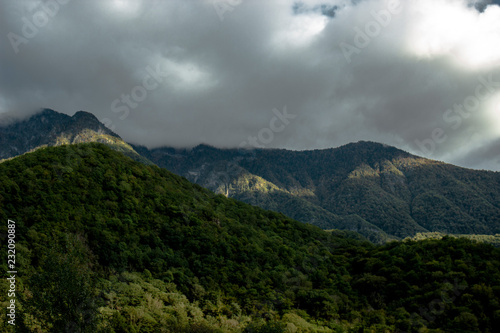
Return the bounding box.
[405,232,500,247]
[136,141,500,242]
[0,144,499,332]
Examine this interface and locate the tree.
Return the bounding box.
[23,234,100,332]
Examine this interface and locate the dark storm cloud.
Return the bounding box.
[469,0,500,12]
[1,0,500,170]
[292,2,339,17]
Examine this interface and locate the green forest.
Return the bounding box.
[1,143,500,332]
[136,141,500,243]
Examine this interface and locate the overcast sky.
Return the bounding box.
[1,0,500,170]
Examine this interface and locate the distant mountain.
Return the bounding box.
[133,142,500,242]
[2,109,500,242]
[0,108,148,164]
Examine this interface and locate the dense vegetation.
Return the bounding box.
[3,109,500,243]
[1,144,500,332]
[134,142,500,242]
[405,232,500,247]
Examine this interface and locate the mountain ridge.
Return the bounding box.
[131,138,500,241]
[2,143,499,331]
[0,108,150,164]
[2,108,500,242]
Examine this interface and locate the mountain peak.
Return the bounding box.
[39,108,59,115]
[63,110,118,138]
[334,140,413,161]
[27,108,70,122]
[0,109,122,159]
[73,110,99,121]
[342,140,399,151]
[70,110,111,133]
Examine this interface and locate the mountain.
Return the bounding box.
[132,142,500,242]
[2,109,500,243]
[0,108,148,164]
[1,143,499,332]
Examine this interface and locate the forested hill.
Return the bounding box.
[1,143,500,332]
[133,141,500,242]
[2,109,500,243]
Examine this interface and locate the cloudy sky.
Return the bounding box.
[1,0,500,170]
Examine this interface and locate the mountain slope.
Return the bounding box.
[1,143,500,332]
[0,108,148,164]
[2,109,500,242]
[133,142,500,241]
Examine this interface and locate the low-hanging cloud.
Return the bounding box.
[1,0,500,170]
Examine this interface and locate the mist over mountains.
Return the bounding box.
[2,108,500,242]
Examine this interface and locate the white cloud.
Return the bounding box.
[406,0,500,69]
[273,14,329,48]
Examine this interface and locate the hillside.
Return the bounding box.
[1,143,500,332]
[0,108,148,164]
[2,109,500,243]
[133,142,500,242]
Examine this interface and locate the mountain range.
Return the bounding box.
[0,142,499,332]
[1,109,500,331]
[2,108,500,242]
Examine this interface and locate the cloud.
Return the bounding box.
[1,0,500,170]
[469,0,500,12]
